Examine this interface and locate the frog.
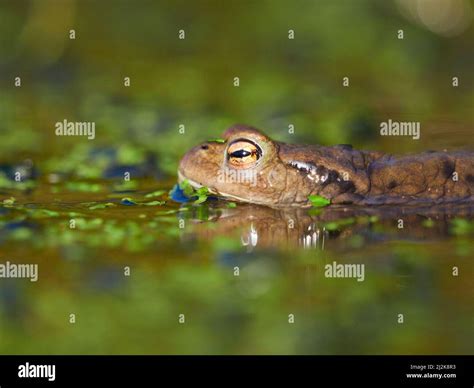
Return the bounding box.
[178,124,474,207]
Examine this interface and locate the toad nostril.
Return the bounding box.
[201,144,209,150]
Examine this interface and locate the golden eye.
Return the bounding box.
[227,140,262,169]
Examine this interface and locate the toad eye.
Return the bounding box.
[227,140,262,169]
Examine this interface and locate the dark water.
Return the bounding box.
[0,178,472,354]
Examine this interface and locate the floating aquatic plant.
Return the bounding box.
[308,194,331,208]
[88,202,117,210]
[121,197,137,206]
[145,190,166,198]
[207,138,226,143]
[170,179,211,205]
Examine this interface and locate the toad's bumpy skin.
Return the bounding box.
[178,124,474,208]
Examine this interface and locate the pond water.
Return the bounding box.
[0,177,472,354]
[0,0,473,355]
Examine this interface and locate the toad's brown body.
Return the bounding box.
[178,125,474,207]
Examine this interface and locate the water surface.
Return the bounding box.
[0,178,472,354]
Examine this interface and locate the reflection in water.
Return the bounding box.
[241,223,258,251]
[300,224,328,250]
[0,188,473,355]
[239,221,327,250]
[184,203,474,249]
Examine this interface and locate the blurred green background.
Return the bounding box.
[0,0,473,355]
[1,0,473,176]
